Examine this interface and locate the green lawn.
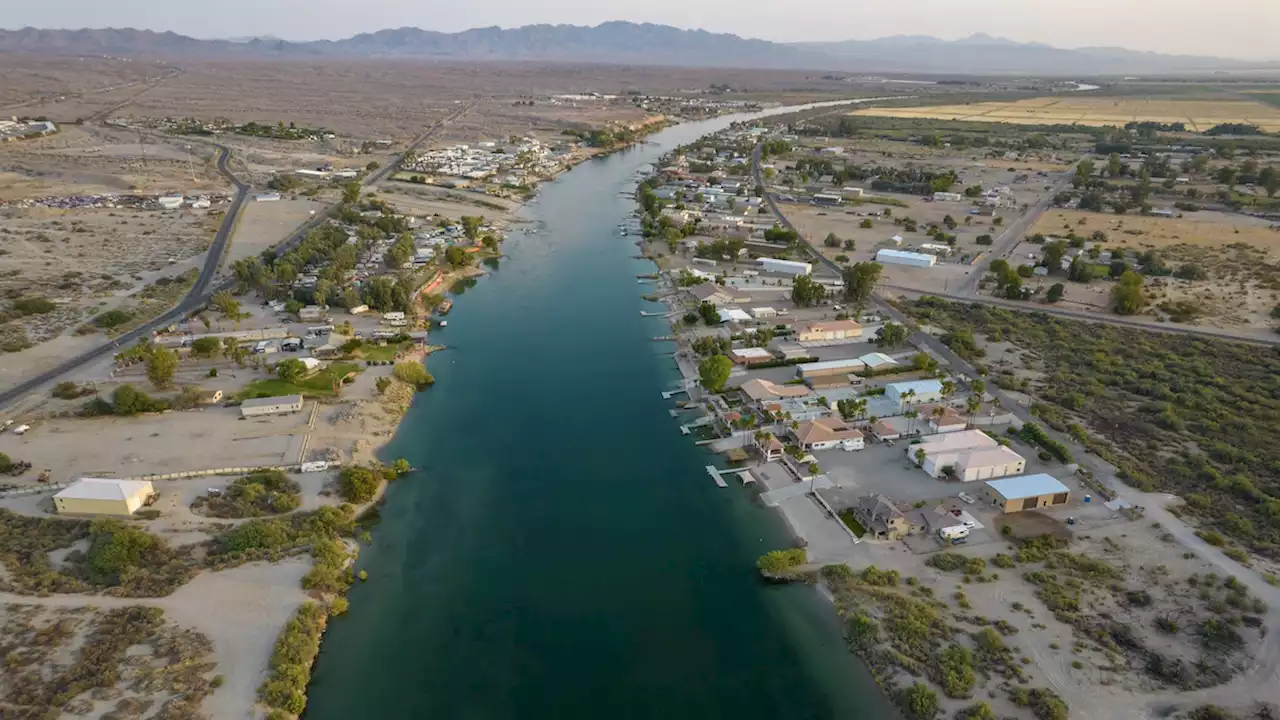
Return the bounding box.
[239,362,362,399]
[357,343,407,363]
[838,511,867,538]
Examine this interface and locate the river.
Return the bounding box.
[305,104,892,720]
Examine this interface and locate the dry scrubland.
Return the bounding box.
[824,516,1275,720]
[851,96,1280,132]
[0,54,175,110]
[0,125,229,199]
[1032,209,1280,329]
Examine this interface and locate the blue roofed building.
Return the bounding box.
[981,474,1071,513]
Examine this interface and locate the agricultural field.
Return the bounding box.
[851,96,1280,132]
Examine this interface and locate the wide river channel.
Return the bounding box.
[305,103,893,719]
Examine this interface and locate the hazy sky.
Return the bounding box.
[6,0,1279,60]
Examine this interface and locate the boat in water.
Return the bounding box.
[438,299,454,315]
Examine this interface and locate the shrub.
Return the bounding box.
[200,471,302,518]
[111,384,169,415]
[845,613,880,651]
[11,297,56,315]
[52,381,94,400]
[375,376,392,394]
[937,644,975,698]
[93,308,133,328]
[858,565,900,586]
[259,602,327,715]
[756,548,806,574]
[895,682,940,720]
[338,466,380,504]
[392,360,434,390]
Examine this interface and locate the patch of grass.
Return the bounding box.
[239,361,361,399]
[838,510,866,537]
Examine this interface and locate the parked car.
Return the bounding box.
[957,492,975,505]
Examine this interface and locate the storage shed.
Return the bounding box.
[876,249,938,268]
[240,394,305,418]
[54,479,156,517]
[981,474,1070,513]
[758,258,813,276]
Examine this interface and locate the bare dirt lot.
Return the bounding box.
[224,197,325,267]
[0,54,177,111]
[1035,209,1280,253]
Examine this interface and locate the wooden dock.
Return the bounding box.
[705,465,728,488]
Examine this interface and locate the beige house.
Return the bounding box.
[850,494,911,540]
[755,432,785,462]
[791,417,865,452]
[54,478,156,517]
[740,378,811,403]
[796,320,862,343]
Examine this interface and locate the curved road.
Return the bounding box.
[0,144,248,408]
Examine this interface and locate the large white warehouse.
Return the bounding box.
[758,258,813,276]
[876,249,938,268]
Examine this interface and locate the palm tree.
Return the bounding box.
[905,409,919,435]
[854,399,868,422]
[940,380,956,401]
[900,388,916,413]
[971,378,986,398]
[914,447,926,467]
[931,405,946,432]
[966,395,981,427]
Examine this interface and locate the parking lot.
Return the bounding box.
[0,405,310,484]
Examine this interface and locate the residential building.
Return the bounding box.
[933,192,964,202]
[797,320,862,343]
[791,417,865,452]
[240,395,305,419]
[740,378,811,403]
[953,446,1027,482]
[687,282,734,307]
[729,347,774,365]
[981,474,1071,513]
[758,258,813,276]
[886,379,944,406]
[717,307,753,324]
[850,494,911,541]
[54,479,156,517]
[755,432,785,462]
[876,249,938,268]
[927,406,968,433]
[298,306,324,322]
[751,307,777,319]
[870,421,900,442]
[909,430,1026,481]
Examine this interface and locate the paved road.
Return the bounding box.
[881,284,1280,347]
[0,144,249,408]
[0,104,474,409]
[958,160,1082,294]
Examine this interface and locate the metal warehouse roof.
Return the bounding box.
[241,394,304,409]
[886,379,943,395]
[798,358,866,373]
[56,478,153,501]
[985,474,1070,500]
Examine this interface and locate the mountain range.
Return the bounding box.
[0,22,1273,75]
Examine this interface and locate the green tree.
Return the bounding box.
[875,322,908,348]
[445,245,471,267]
[1073,159,1094,188]
[341,182,361,205]
[86,519,160,584]
[841,261,883,310]
[386,234,414,269]
[823,232,841,248]
[1042,241,1067,271]
[791,275,827,308]
[1260,166,1278,197]
[191,337,221,357]
[276,359,308,383]
[698,354,733,392]
[460,215,485,241]
[146,347,178,389]
[392,360,434,390]
[698,301,720,325]
[1216,166,1237,189]
[1046,283,1065,303]
[338,466,380,503]
[1111,270,1146,315]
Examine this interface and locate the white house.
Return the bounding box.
[876,249,938,268]
[758,258,812,276]
[240,395,305,419]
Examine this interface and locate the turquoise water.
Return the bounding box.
[304,111,891,720]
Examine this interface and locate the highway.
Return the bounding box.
[0,103,474,409]
[0,144,249,408]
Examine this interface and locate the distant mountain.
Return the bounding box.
[796,33,1260,74]
[0,23,1273,75]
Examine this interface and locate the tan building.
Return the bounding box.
[54,478,156,517]
[791,417,865,452]
[240,394,305,418]
[796,320,862,343]
[850,494,911,541]
[981,474,1070,513]
[755,432,785,462]
[739,378,811,403]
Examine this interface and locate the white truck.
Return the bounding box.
[938,525,970,542]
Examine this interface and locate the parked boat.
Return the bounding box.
[438,299,454,315]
